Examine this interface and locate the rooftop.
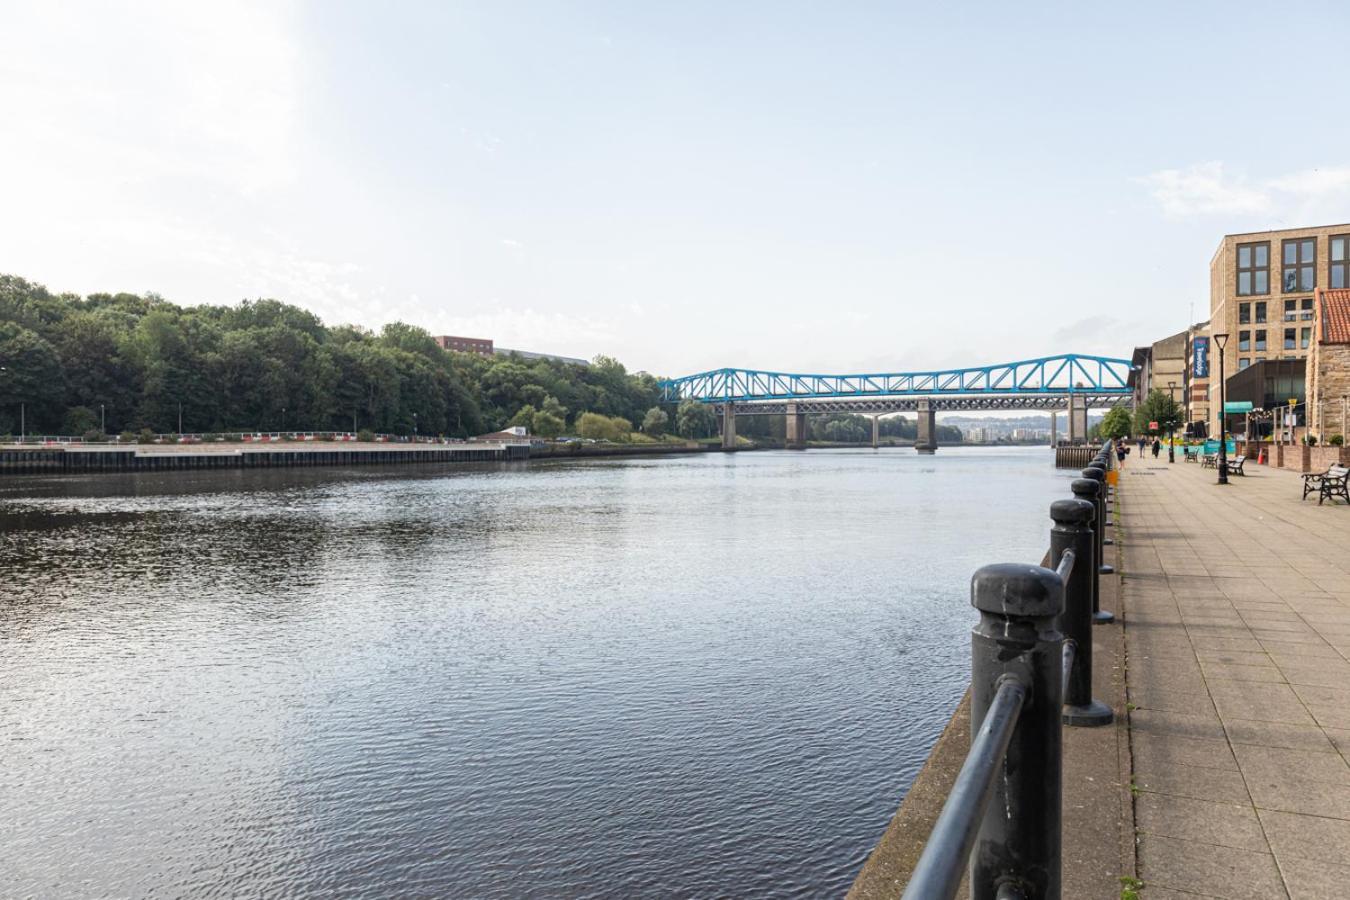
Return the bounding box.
[1318,287,1350,344]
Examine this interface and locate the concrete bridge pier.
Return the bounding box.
[1050,411,1058,446]
[785,402,807,450]
[1067,394,1087,444]
[721,404,737,450]
[914,399,937,454]
[871,415,880,449]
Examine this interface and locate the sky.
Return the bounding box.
[3,1,1350,379]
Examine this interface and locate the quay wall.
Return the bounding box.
[0,442,528,475]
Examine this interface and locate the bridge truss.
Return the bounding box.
[659,353,1133,413]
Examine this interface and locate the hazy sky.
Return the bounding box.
[3,1,1350,377]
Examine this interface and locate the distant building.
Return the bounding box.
[434,335,494,356]
[1306,287,1350,439]
[493,347,590,367]
[1184,320,1211,436]
[472,426,532,443]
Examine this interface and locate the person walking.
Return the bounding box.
[1116,437,1127,468]
[1151,437,1161,459]
[1138,435,1147,455]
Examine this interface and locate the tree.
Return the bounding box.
[676,399,716,439]
[533,411,564,438]
[509,404,538,430]
[1133,390,1183,436]
[1099,405,1133,440]
[642,406,668,436]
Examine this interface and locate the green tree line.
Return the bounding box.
[0,275,664,437]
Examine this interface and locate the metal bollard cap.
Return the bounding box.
[1081,465,1105,481]
[1051,497,1094,525]
[971,563,1064,618]
[1070,478,1099,499]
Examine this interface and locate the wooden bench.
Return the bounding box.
[1230,455,1247,476]
[1302,464,1350,505]
[1200,454,1217,469]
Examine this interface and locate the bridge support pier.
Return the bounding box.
[785,403,807,450]
[915,399,937,454]
[721,404,737,450]
[1067,394,1087,444]
[1050,411,1058,447]
[871,415,880,449]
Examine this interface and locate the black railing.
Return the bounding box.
[900,446,1117,900]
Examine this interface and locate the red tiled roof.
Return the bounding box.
[1320,288,1350,344]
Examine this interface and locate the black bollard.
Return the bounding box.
[1073,474,1115,625]
[1083,465,1114,575]
[970,563,1064,900]
[1051,498,1114,727]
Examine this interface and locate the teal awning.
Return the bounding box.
[1223,401,1254,413]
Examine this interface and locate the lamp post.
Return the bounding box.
[1214,333,1229,484]
[1167,380,1177,463]
[100,403,106,435]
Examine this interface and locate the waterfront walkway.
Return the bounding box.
[1121,454,1350,898]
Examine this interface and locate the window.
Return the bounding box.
[1333,235,1350,289]
[1255,329,1267,352]
[1301,327,1311,349]
[1239,358,1251,370]
[1237,242,1270,295]
[1239,330,1251,351]
[1285,327,1297,350]
[1285,299,1298,321]
[1301,297,1314,320]
[1255,301,1267,323]
[1282,238,1315,292]
[1239,302,1250,324]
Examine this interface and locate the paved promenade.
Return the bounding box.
[1120,453,1350,899]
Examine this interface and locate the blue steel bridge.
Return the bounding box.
[657,353,1133,451]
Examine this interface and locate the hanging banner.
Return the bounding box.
[1192,336,1210,378]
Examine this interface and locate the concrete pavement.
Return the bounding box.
[1119,452,1350,899]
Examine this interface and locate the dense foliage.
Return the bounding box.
[0,275,664,437]
[1133,390,1183,437]
[1096,405,1133,440]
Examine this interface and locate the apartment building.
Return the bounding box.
[1306,287,1350,439]
[1208,225,1350,437]
[1209,225,1350,378]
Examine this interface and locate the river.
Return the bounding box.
[0,447,1071,898]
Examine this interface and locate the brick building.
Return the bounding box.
[1208,224,1350,437]
[1306,287,1350,441]
[434,335,494,356]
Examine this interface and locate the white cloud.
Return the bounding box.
[1138,161,1350,220]
[1136,162,1269,217]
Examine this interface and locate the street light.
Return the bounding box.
[1213,333,1229,484]
[1167,380,1177,463]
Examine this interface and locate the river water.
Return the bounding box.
[1,447,1070,899]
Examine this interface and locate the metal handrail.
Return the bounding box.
[900,679,1027,900]
[896,445,1117,900]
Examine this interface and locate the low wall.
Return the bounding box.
[0,442,525,474]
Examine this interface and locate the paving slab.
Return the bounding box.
[1120,456,1350,899]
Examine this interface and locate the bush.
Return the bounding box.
[137,428,156,444]
[357,429,375,442]
[119,430,137,443]
[1331,434,1345,447]
[576,412,633,442]
[1306,434,1319,446]
[83,429,108,442]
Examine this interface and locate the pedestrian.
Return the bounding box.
[1116,437,1127,467]
[1151,437,1161,458]
[1138,435,1146,455]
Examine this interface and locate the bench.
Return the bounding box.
[1302,464,1350,505]
[1231,455,1247,476]
[1183,447,1197,462]
[1200,454,1217,469]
